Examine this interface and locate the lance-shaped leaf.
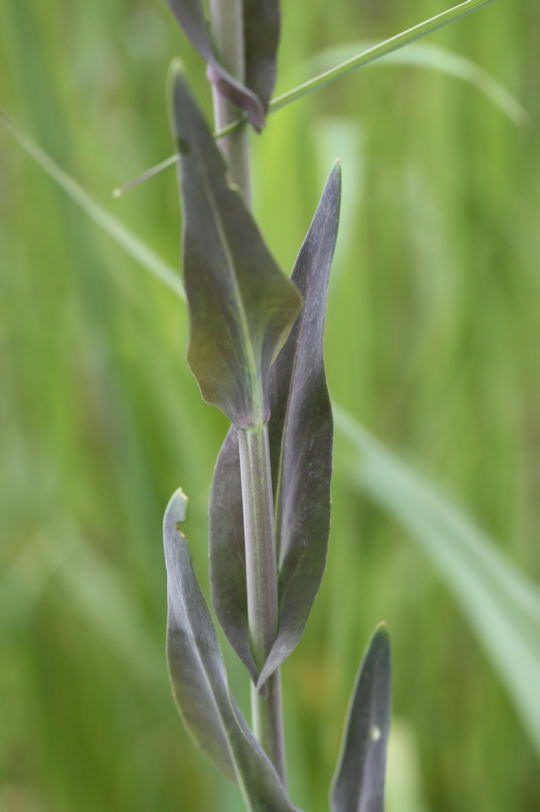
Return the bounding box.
[167,0,279,130]
[209,428,259,681]
[243,0,280,117]
[164,489,301,811]
[331,625,392,812]
[172,73,301,428]
[209,167,341,685]
[259,163,340,686]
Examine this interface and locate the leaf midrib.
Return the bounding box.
[193,140,265,426]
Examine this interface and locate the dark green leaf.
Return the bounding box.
[209,167,341,686]
[172,73,301,428]
[164,489,301,811]
[336,406,540,757]
[167,0,279,130]
[209,427,259,681]
[243,0,280,116]
[259,163,340,686]
[330,625,392,812]
[164,489,235,779]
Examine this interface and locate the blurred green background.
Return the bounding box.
[2,0,539,809]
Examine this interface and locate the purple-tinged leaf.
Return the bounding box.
[167,0,279,130]
[167,0,262,129]
[243,0,280,116]
[258,162,340,687]
[164,489,302,811]
[330,625,392,812]
[209,167,341,686]
[209,428,259,682]
[172,74,301,428]
[164,489,235,779]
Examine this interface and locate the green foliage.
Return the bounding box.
[163,490,300,810]
[331,626,391,812]
[167,0,279,129]
[336,410,540,757]
[172,72,301,428]
[1,0,538,810]
[209,166,341,690]
[310,41,527,126]
[170,37,343,795]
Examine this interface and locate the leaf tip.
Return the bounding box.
[367,622,391,667]
[169,71,198,157]
[165,487,189,531]
[329,159,343,191]
[168,58,189,116]
[373,620,390,640]
[168,57,186,82]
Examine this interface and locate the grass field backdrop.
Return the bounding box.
[1,1,539,809]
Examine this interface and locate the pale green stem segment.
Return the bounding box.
[209,0,252,205]
[113,0,496,196]
[237,427,285,780]
[208,0,285,782]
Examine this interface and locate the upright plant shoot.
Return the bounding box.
[0,0,504,807]
[163,0,393,808]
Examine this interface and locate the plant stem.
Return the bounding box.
[208,0,251,205]
[208,0,285,782]
[237,427,285,780]
[113,0,496,197]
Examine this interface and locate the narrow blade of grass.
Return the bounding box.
[335,406,540,758]
[271,0,497,113]
[112,0,498,195]
[0,110,185,300]
[311,40,528,126]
